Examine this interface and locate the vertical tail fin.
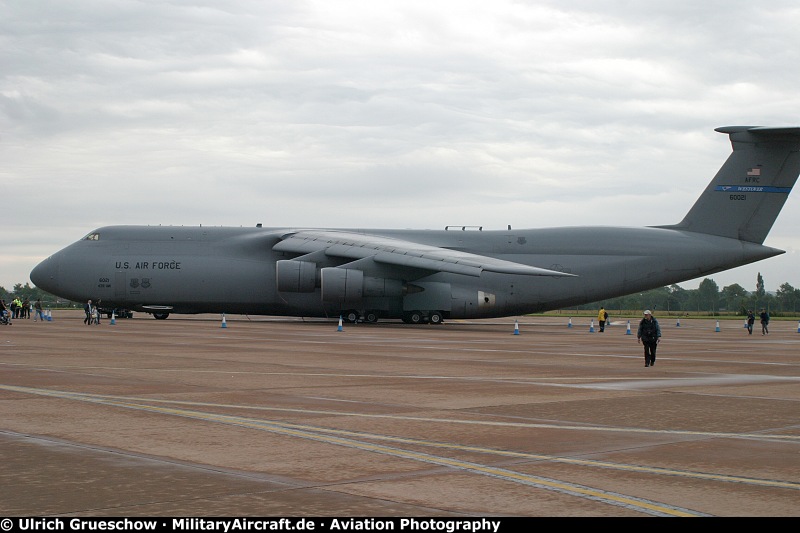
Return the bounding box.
[668,126,800,243]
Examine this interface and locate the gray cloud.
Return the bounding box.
[2,0,800,291]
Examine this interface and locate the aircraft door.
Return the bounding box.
[115,271,126,298]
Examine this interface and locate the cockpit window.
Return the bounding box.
[85,233,100,241]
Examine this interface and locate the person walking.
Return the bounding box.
[34,299,45,322]
[759,308,770,335]
[637,310,661,367]
[84,300,93,325]
[597,306,608,332]
[746,310,755,335]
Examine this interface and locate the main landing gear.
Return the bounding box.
[401,310,444,325]
[341,309,445,324]
[342,310,379,324]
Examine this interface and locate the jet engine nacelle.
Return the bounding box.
[276,260,316,293]
[320,268,405,303]
[321,267,363,302]
[363,276,404,298]
[278,260,406,303]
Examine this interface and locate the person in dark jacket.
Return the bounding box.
[746,310,755,335]
[637,310,661,367]
[83,300,93,325]
[759,309,770,335]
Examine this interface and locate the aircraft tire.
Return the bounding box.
[153,312,169,320]
[408,311,424,324]
[344,310,359,323]
[428,311,444,325]
[364,311,379,323]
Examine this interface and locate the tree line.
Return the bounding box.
[1,283,58,306]
[576,273,800,317]
[4,272,799,316]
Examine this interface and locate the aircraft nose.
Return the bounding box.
[30,254,60,294]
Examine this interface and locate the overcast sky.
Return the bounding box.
[2,0,800,293]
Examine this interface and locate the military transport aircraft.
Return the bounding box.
[30,126,800,323]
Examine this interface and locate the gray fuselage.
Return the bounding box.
[30,224,779,319]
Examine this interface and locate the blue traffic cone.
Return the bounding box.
[626,320,632,335]
[337,316,343,332]
[110,311,116,325]
[589,319,595,333]
[513,320,520,335]
[676,318,680,327]
[715,320,720,332]
[568,317,572,328]
[221,313,227,328]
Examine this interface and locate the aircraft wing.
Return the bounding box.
[273,230,575,277]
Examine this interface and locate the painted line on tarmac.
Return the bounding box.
[5,361,799,390]
[293,423,800,491]
[0,384,706,517]
[4,385,799,493]
[3,383,797,443]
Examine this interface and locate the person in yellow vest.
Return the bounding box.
[597,306,608,332]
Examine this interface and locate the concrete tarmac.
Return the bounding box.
[1,311,799,517]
